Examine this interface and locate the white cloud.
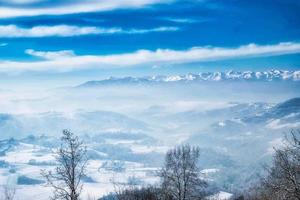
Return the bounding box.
[25,49,75,60]
[123,26,179,34]
[0,0,45,5]
[0,0,173,18]
[0,25,179,37]
[162,17,200,23]
[0,43,8,47]
[1,42,300,73]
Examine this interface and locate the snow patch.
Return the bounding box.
[207,191,233,200]
[218,122,226,127]
[201,168,220,174]
[266,119,300,129]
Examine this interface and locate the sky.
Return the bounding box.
[0,0,300,87]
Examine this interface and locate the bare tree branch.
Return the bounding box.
[160,144,207,200]
[41,129,88,200]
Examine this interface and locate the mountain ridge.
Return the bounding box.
[78,70,300,87]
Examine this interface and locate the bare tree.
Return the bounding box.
[240,183,275,200]
[261,130,300,200]
[2,183,16,200]
[244,130,300,200]
[42,130,88,200]
[160,144,207,200]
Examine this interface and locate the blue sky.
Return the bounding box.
[0,0,300,85]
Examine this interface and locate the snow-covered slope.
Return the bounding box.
[187,98,300,190]
[0,133,166,200]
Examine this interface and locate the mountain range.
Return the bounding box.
[78,70,300,87]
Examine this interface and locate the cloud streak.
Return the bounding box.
[0,25,179,37]
[0,43,8,47]
[1,0,44,5]
[1,42,300,73]
[162,17,202,24]
[25,49,75,60]
[0,0,173,18]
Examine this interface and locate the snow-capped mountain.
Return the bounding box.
[78,70,300,87]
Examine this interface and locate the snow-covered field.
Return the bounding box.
[0,138,164,200]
